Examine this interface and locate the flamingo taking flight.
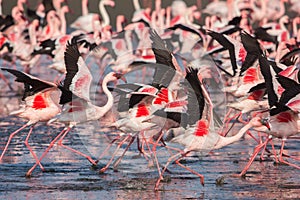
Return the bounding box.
[0,68,62,174]
[96,29,184,173]
[26,38,125,176]
[152,67,270,190]
[235,39,300,176]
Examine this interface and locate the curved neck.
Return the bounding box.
[99,0,110,27]
[214,122,253,149]
[82,0,89,16]
[133,0,141,11]
[53,0,62,12]
[96,76,114,117]
[17,0,24,11]
[279,18,287,31]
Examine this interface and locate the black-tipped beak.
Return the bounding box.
[262,118,271,131]
[114,73,127,83]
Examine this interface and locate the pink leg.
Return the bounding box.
[259,136,269,161]
[0,72,13,91]
[270,139,278,163]
[26,127,69,176]
[175,157,204,186]
[278,139,300,170]
[246,130,260,143]
[0,124,29,161]
[136,136,150,162]
[221,112,241,137]
[140,132,162,177]
[57,127,97,165]
[99,135,130,173]
[113,136,136,170]
[150,131,168,177]
[258,131,263,144]
[236,137,271,176]
[96,135,121,163]
[282,154,300,161]
[155,151,183,190]
[24,126,44,171]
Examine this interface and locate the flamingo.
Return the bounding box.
[0,68,62,173]
[250,0,287,23]
[153,67,270,190]
[97,29,184,173]
[70,0,101,33]
[26,39,126,176]
[235,46,300,176]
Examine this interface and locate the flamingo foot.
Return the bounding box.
[99,167,108,174]
[90,164,99,170]
[87,157,97,166]
[154,177,163,191]
[230,173,247,179]
[25,172,32,178]
[200,177,205,186]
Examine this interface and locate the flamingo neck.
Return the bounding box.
[96,76,114,118]
[99,0,110,27]
[155,0,161,13]
[279,19,287,31]
[133,0,141,11]
[17,0,24,11]
[82,0,89,16]
[59,10,67,35]
[214,122,253,149]
[116,16,125,32]
[0,1,2,16]
[53,0,62,12]
[29,23,37,46]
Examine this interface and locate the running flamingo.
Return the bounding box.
[26,38,125,176]
[0,68,62,173]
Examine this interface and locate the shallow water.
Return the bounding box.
[0,59,299,199]
[0,110,300,199]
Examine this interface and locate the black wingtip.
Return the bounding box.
[63,37,81,90]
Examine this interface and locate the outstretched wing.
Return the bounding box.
[1,68,55,100]
[150,29,177,88]
[63,38,93,101]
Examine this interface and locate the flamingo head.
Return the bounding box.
[31,19,40,29]
[61,5,70,13]
[250,115,271,130]
[280,15,290,25]
[260,118,271,130]
[11,7,24,22]
[117,15,126,23]
[103,0,115,7]
[110,72,127,83]
[37,3,45,12]
[171,0,187,17]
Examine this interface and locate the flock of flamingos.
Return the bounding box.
[0,0,300,190]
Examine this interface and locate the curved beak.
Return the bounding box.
[115,73,127,83]
[262,118,271,131]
